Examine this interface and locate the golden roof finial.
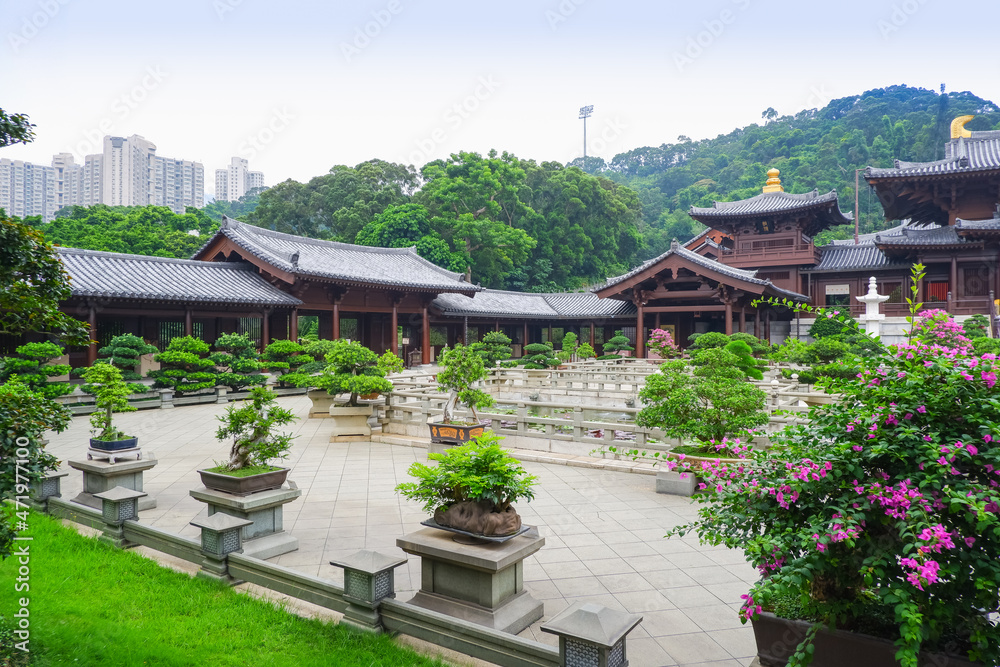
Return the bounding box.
[762,168,783,193]
[951,115,974,139]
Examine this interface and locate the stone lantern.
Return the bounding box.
[541,601,643,667]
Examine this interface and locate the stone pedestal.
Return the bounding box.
[655,469,698,496]
[69,456,157,511]
[329,405,374,438]
[396,526,545,634]
[189,484,301,559]
[307,389,337,418]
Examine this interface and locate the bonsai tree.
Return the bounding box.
[647,328,680,359]
[213,386,296,473]
[295,339,339,375]
[636,349,768,450]
[729,332,771,356]
[721,340,764,380]
[472,330,513,366]
[962,313,990,339]
[687,331,730,350]
[576,342,596,360]
[290,340,393,407]
[671,302,1000,666]
[149,336,217,395]
[396,432,537,536]
[261,339,313,382]
[436,344,493,423]
[82,362,136,443]
[560,331,578,362]
[0,342,72,399]
[599,330,634,358]
[376,350,405,377]
[98,333,157,381]
[522,342,557,369]
[210,332,268,391]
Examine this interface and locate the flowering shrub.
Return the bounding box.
[671,303,1000,665]
[646,328,680,358]
[909,308,973,354]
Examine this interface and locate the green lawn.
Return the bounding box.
[1,513,444,666]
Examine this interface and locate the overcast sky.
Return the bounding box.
[2,0,997,195]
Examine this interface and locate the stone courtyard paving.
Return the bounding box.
[45,396,758,667]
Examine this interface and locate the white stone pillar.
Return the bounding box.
[856,276,890,338]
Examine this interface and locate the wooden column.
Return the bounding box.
[290,308,299,341]
[262,309,271,350]
[636,304,645,358]
[422,304,431,365]
[589,322,595,346]
[655,313,661,330]
[87,306,98,365]
[724,300,733,335]
[332,303,340,340]
[951,255,959,299]
[184,308,193,337]
[391,301,399,356]
[755,309,761,338]
[495,319,500,332]
[522,321,529,349]
[547,324,553,345]
[739,309,746,334]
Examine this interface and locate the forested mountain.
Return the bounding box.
[23,85,1000,290]
[589,85,1000,253]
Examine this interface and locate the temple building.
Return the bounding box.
[42,116,1000,366]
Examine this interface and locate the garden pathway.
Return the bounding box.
[44,396,758,667]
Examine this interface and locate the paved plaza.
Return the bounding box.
[46,396,758,667]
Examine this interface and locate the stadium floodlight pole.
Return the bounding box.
[579,105,594,171]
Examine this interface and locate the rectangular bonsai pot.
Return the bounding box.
[197,467,290,496]
[752,612,981,667]
[428,422,487,445]
[89,436,138,451]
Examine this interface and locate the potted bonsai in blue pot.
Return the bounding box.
[82,362,137,451]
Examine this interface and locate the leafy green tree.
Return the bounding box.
[1,216,90,345]
[82,363,136,442]
[688,331,730,350]
[261,340,312,380]
[417,151,537,286]
[962,314,990,339]
[0,108,35,147]
[214,386,296,472]
[436,344,493,423]
[289,340,393,407]
[249,159,417,241]
[522,342,556,369]
[576,342,596,359]
[472,331,513,366]
[97,333,157,384]
[0,342,73,399]
[201,187,265,222]
[354,203,465,271]
[210,333,268,391]
[149,336,217,395]
[722,340,764,380]
[600,330,634,357]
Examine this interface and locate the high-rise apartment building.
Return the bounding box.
[0,134,204,221]
[214,156,264,201]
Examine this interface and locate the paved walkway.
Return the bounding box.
[45,396,757,667]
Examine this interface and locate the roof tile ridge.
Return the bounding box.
[58,246,250,269]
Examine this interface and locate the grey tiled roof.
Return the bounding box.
[689,189,851,222]
[874,224,971,248]
[599,241,767,291]
[807,243,909,273]
[58,247,302,306]
[866,133,1000,179]
[201,217,479,294]
[432,290,635,320]
[956,216,1000,232]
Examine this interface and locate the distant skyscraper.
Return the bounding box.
[215,156,264,201]
[0,134,204,221]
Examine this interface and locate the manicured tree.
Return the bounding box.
[148,336,217,395]
[600,330,634,358]
[214,386,296,472]
[522,342,556,369]
[722,340,764,380]
[729,332,771,356]
[97,334,157,380]
[808,312,856,338]
[0,342,73,399]
[82,362,136,443]
[472,330,513,366]
[962,313,990,339]
[437,344,493,423]
[295,340,393,407]
[210,333,268,391]
[647,328,680,358]
[376,350,405,377]
[559,331,578,363]
[260,339,313,380]
[806,337,850,364]
[687,331,730,350]
[576,342,596,360]
[295,339,338,374]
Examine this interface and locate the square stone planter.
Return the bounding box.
[655,469,699,496]
[189,483,302,560]
[307,389,337,418]
[329,405,374,438]
[396,526,545,635]
[69,456,158,511]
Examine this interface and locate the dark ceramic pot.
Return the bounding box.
[197,467,290,496]
[428,422,488,445]
[752,612,981,667]
[89,436,138,451]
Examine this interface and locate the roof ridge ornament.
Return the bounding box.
[762,168,783,193]
[951,115,974,139]
[670,238,679,250]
